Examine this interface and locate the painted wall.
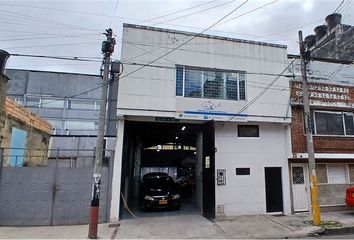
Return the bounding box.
[214,122,291,216]
[1,114,51,167]
[119,24,291,123]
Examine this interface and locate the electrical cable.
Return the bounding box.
[15,0,249,109]
[226,58,297,122]
[109,0,120,27]
[139,0,218,24]
[216,0,280,26]
[120,192,139,219]
[152,0,238,25]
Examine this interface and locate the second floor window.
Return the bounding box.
[312,110,354,136]
[176,65,246,101]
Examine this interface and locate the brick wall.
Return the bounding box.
[291,106,354,153]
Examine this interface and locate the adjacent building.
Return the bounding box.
[288,58,354,212]
[4,69,118,151]
[110,24,293,221]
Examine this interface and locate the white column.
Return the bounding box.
[110,119,125,222]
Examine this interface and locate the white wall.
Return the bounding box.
[119,24,290,123]
[215,122,291,216]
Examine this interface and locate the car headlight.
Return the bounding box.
[144,195,154,201]
[171,194,180,200]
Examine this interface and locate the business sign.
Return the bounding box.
[175,98,247,122]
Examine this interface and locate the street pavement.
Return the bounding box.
[0,210,354,239]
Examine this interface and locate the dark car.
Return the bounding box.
[140,173,181,211]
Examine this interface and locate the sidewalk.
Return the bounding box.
[0,211,353,239]
[214,211,354,239]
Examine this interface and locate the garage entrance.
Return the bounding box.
[119,120,215,219]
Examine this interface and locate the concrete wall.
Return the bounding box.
[318,184,352,206]
[215,122,291,216]
[119,24,290,124]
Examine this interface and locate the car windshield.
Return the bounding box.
[144,176,175,188]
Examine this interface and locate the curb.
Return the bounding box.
[323,226,354,236]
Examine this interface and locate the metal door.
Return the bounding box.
[291,164,310,212]
[202,120,215,219]
[265,167,284,213]
[9,128,27,166]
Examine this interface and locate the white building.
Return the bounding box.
[110,24,293,221]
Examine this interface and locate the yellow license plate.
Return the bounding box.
[159,199,168,205]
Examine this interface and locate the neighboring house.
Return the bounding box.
[288,58,354,212]
[0,61,52,167]
[110,24,293,221]
[4,69,118,151]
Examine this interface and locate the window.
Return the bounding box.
[69,99,99,110]
[313,110,354,136]
[64,120,97,130]
[327,164,348,184]
[41,98,64,109]
[236,168,250,175]
[238,125,259,137]
[315,164,354,184]
[176,65,246,100]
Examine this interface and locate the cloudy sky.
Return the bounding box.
[1,0,353,75]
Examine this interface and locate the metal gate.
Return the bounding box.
[0,149,113,226]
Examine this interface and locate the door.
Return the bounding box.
[265,167,283,213]
[291,164,310,212]
[9,127,27,167]
[202,120,215,219]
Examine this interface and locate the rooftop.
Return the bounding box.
[123,23,287,49]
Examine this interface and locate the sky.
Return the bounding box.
[1,0,353,75]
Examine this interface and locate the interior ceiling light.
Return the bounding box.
[175,136,179,139]
[181,126,186,131]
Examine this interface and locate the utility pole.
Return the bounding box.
[298,31,321,226]
[89,28,115,239]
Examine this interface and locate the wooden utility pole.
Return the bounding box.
[298,31,321,226]
[88,28,115,239]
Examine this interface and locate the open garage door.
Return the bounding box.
[202,120,215,219]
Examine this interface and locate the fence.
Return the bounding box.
[0,148,114,226]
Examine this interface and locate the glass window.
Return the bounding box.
[25,97,40,108]
[69,100,98,110]
[316,164,328,184]
[41,98,64,109]
[185,68,202,97]
[176,66,183,96]
[64,120,95,130]
[344,112,354,135]
[349,164,354,183]
[327,164,347,184]
[178,66,246,100]
[313,111,354,136]
[238,125,259,137]
[315,111,344,135]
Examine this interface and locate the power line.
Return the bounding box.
[22,0,249,109]
[153,0,238,25]
[217,0,280,26]
[227,58,297,122]
[109,0,120,27]
[10,54,102,62]
[0,33,101,42]
[4,42,98,50]
[140,0,218,23]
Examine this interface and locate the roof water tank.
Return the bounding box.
[0,50,10,74]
